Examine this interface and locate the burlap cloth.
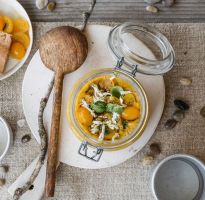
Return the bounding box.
[0,22,205,200]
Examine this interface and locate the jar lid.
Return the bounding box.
[108,22,175,75]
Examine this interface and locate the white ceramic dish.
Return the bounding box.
[0,116,13,161]
[22,25,165,169]
[151,154,205,200]
[0,0,33,80]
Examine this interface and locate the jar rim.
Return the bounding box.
[108,22,175,75]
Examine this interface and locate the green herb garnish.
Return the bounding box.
[122,121,128,129]
[91,101,106,113]
[111,86,123,98]
[106,103,123,114]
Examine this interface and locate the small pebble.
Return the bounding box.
[0,166,6,175]
[0,179,5,186]
[180,77,192,86]
[146,5,158,13]
[144,0,161,4]
[200,106,205,118]
[173,110,185,122]
[165,119,177,129]
[150,143,161,155]
[142,155,154,165]
[162,0,175,7]
[17,119,25,128]
[47,2,56,12]
[21,134,31,143]
[174,99,189,110]
[29,185,34,190]
[36,0,48,10]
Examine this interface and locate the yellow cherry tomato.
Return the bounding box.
[0,16,5,31]
[3,16,13,33]
[77,107,93,126]
[123,93,136,105]
[13,18,29,33]
[121,106,140,121]
[12,32,30,49]
[10,42,26,60]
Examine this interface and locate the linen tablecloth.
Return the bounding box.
[0,22,205,200]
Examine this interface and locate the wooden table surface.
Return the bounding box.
[19,0,205,23]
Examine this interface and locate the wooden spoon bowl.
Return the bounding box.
[39,26,88,197]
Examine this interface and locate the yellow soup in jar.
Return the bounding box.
[75,75,141,142]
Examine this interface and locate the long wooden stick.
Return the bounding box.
[45,71,63,197]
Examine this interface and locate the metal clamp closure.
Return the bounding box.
[115,57,138,77]
[78,141,103,162]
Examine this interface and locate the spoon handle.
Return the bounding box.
[45,71,63,197]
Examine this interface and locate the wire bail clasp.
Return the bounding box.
[78,141,103,162]
[115,57,138,77]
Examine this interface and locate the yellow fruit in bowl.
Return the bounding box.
[13,18,29,33]
[12,32,30,49]
[0,16,5,31]
[3,16,14,33]
[10,42,26,60]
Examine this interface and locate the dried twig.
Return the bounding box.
[13,78,54,200]
[80,0,97,32]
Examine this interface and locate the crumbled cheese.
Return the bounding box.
[119,97,127,107]
[120,91,132,95]
[91,120,102,134]
[98,116,108,119]
[105,120,119,130]
[81,99,96,117]
[92,84,111,102]
[112,112,119,124]
[98,124,105,142]
[112,133,120,142]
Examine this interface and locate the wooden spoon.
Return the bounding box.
[39,26,88,197]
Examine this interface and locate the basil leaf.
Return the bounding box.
[91,101,106,113]
[106,103,123,114]
[111,86,123,98]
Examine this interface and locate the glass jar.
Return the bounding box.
[67,22,175,161]
[68,69,148,150]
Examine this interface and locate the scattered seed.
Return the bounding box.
[184,51,187,55]
[21,134,31,143]
[17,119,25,128]
[36,0,48,10]
[0,179,5,186]
[29,185,34,190]
[47,2,56,12]
[173,110,185,122]
[174,99,189,110]
[142,155,154,165]
[144,0,161,4]
[165,119,177,129]
[146,5,158,13]
[180,77,192,86]
[200,106,205,118]
[162,0,175,7]
[150,143,161,155]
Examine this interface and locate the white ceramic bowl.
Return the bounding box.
[151,154,205,200]
[0,116,13,161]
[0,0,33,80]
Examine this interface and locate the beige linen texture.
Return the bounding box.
[0,22,205,200]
